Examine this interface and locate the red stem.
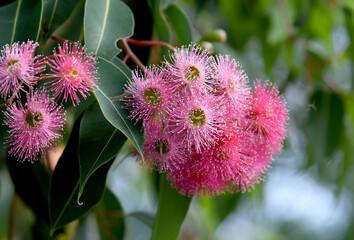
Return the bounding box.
[123,54,130,63]
[121,39,145,71]
[50,36,75,44]
[126,38,174,50]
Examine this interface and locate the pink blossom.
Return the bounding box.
[122,45,289,197]
[167,152,224,196]
[167,94,225,153]
[164,45,212,94]
[3,89,66,162]
[229,134,273,192]
[211,55,250,116]
[0,41,45,99]
[247,81,288,154]
[124,66,172,124]
[45,41,98,106]
[138,124,187,171]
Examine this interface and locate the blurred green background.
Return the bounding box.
[1,0,354,239]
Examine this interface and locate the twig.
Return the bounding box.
[126,38,174,50]
[121,38,145,71]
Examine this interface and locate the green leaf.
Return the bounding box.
[306,90,345,169]
[150,174,191,240]
[78,100,127,203]
[84,0,134,60]
[151,0,170,56]
[7,157,51,223]
[127,211,155,228]
[95,188,125,240]
[164,4,194,45]
[42,0,85,55]
[49,116,113,234]
[0,0,42,46]
[111,57,133,78]
[94,57,144,159]
[162,0,178,9]
[306,4,333,43]
[41,0,79,42]
[344,8,354,65]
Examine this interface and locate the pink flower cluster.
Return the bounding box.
[124,45,288,196]
[0,40,98,162]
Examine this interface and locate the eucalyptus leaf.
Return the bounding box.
[49,116,113,234]
[306,90,345,170]
[43,0,85,55]
[164,4,194,45]
[78,100,127,203]
[151,0,170,56]
[150,174,191,240]
[94,57,144,159]
[0,0,42,46]
[41,0,79,42]
[111,57,133,78]
[95,188,125,240]
[7,157,51,223]
[84,0,134,60]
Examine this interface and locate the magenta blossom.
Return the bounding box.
[164,45,212,94]
[137,124,187,171]
[124,66,172,124]
[0,40,45,99]
[211,55,250,117]
[45,41,98,106]
[167,94,225,153]
[3,89,66,162]
[123,45,289,196]
[247,81,288,155]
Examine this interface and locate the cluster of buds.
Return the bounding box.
[124,45,288,196]
[0,40,98,162]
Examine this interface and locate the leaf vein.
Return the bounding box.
[95,0,110,56]
[10,0,22,44]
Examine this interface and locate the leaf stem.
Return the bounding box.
[120,39,145,71]
[51,36,75,44]
[126,38,174,50]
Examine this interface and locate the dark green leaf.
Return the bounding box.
[78,101,127,202]
[94,57,144,159]
[150,174,191,240]
[164,4,194,45]
[42,0,85,55]
[0,0,42,46]
[151,0,170,56]
[95,188,125,240]
[84,0,134,60]
[7,157,51,223]
[306,90,345,170]
[49,116,112,234]
[41,0,79,42]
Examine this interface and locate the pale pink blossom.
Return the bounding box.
[167,94,224,153]
[211,55,250,116]
[45,41,98,106]
[0,41,45,99]
[164,45,212,94]
[124,66,172,124]
[137,124,187,171]
[3,89,65,162]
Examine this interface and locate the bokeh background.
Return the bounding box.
[1,0,354,239]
